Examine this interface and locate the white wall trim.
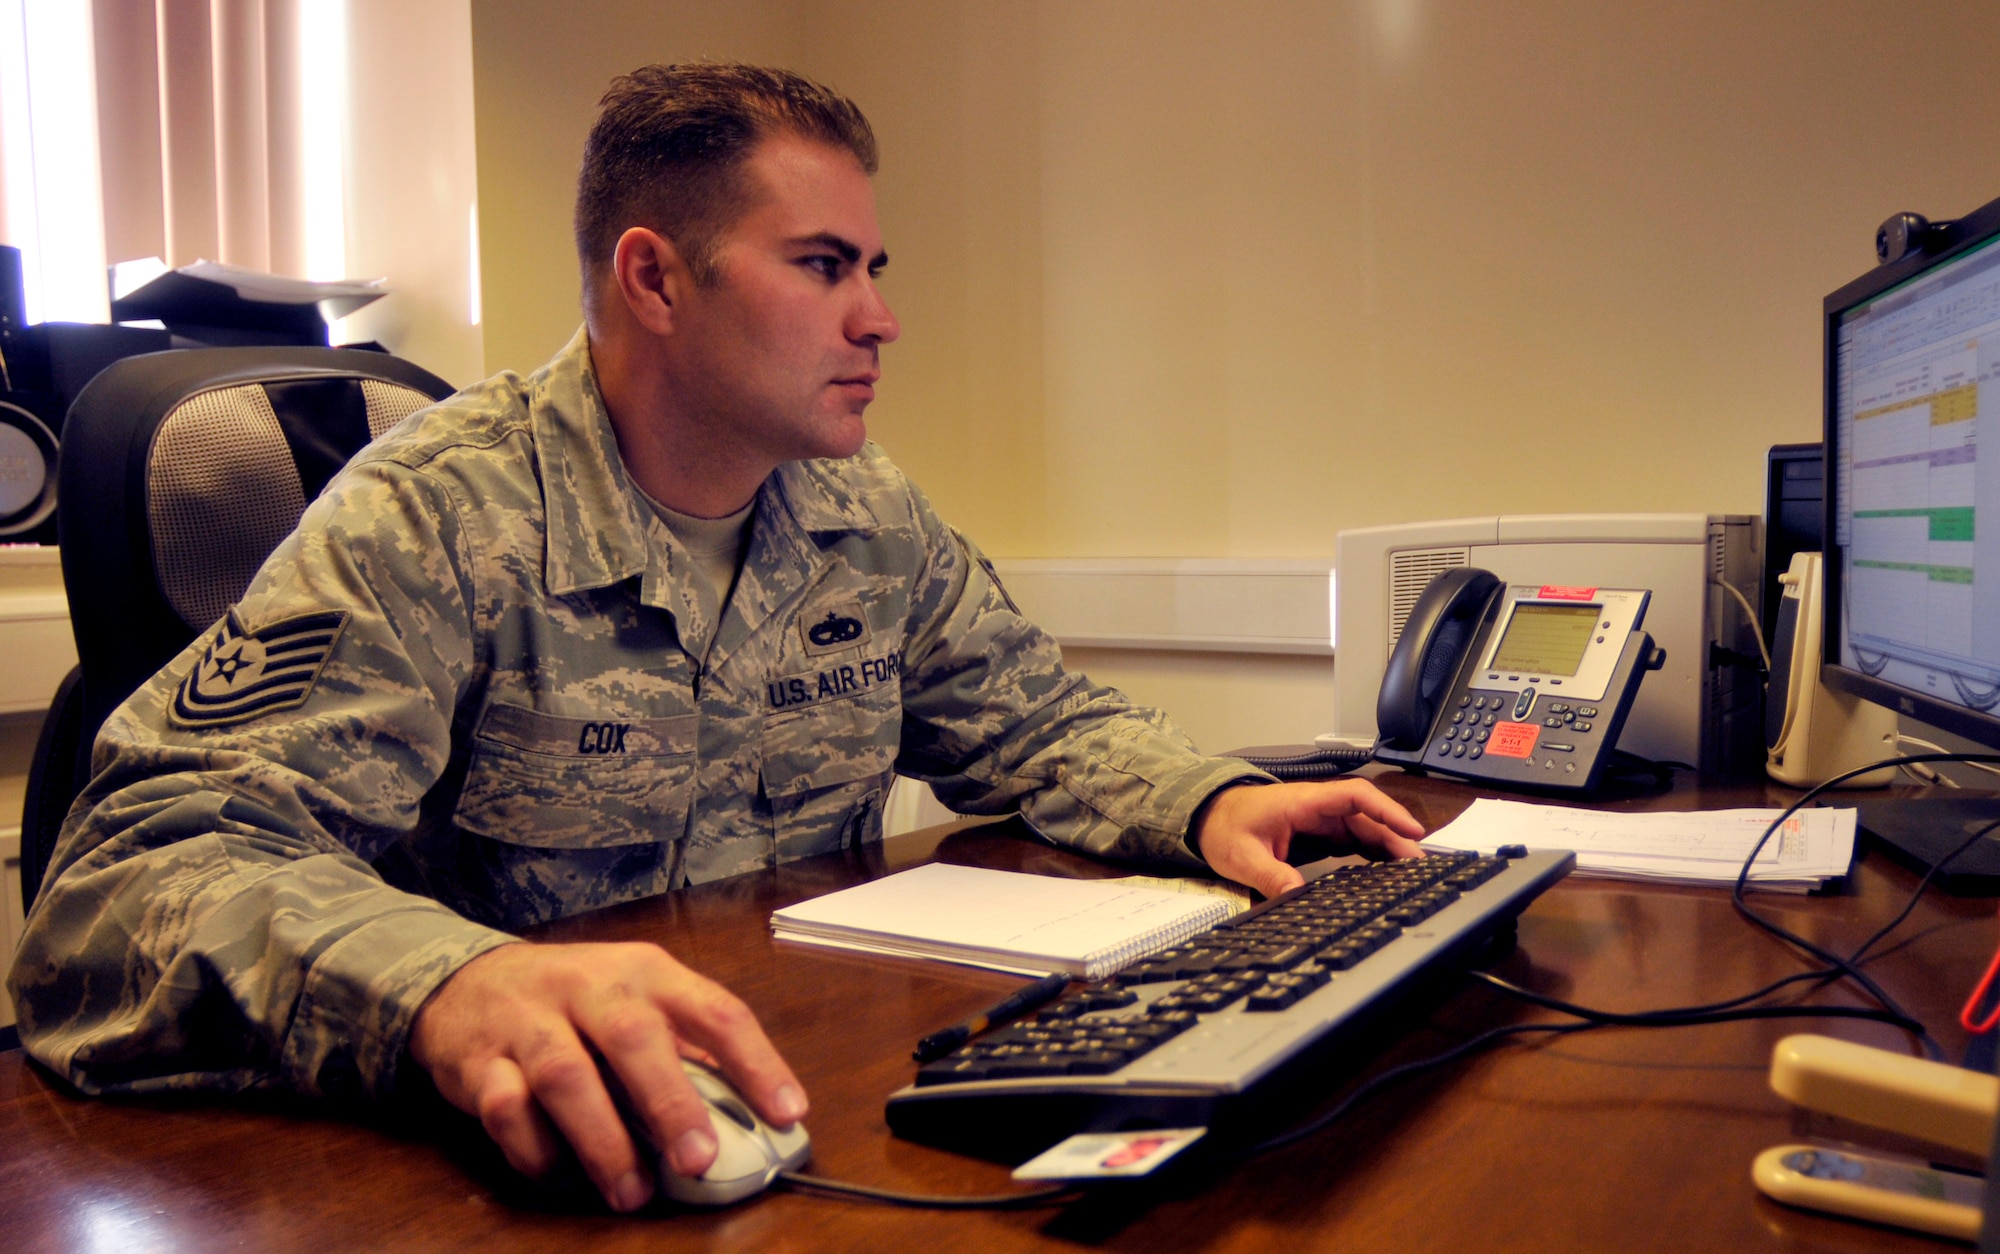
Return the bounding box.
[990,558,1336,656]
[0,549,73,715]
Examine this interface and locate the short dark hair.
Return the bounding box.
[575,63,878,292]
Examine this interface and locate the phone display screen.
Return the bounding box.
[1487,603,1600,676]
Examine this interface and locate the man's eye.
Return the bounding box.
[803,256,842,280]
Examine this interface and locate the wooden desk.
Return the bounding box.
[1,771,1992,1251]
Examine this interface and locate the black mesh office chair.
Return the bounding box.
[19,347,455,915]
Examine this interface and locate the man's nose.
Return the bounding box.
[850,281,899,345]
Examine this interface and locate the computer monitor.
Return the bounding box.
[1824,192,2000,890]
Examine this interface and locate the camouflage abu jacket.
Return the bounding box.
[7,329,1270,1103]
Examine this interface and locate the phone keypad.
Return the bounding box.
[1433,683,1611,780]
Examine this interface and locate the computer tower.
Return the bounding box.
[1763,442,1823,650]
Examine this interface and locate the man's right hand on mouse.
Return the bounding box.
[408,941,808,1213]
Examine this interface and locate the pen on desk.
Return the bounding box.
[913,970,1072,1063]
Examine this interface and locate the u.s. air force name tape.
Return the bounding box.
[169,608,350,729]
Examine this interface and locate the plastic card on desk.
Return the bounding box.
[1013,1128,1207,1181]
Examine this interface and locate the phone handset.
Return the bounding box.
[1375,568,1502,750]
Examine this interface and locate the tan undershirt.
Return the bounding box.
[636,487,755,610]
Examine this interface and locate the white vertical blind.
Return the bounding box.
[211,0,271,271]
[1,0,345,293]
[0,0,109,324]
[0,0,479,385]
[297,0,345,282]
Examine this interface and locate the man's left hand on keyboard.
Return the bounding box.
[1193,779,1428,899]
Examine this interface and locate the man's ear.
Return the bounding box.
[610,227,688,337]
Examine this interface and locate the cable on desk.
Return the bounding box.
[1239,1020,1598,1158]
[1897,734,2000,784]
[775,1170,1081,1209]
[1467,970,1928,1035]
[1231,762,2000,1159]
[825,762,1999,1191]
[1238,983,1927,1163]
[1466,752,2000,1060]
[1227,746,1373,781]
[1847,812,2000,969]
[1728,751,2000,1060]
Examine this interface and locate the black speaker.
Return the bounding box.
[0,244,173,546]
[0,247,57,542]
[0,391,59,541]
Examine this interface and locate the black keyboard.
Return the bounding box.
[885,847,1575,1160]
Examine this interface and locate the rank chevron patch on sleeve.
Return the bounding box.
[169,608,351,729]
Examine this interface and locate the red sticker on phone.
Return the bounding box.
[1487,723,1541,758]
[1537,585,1598,600]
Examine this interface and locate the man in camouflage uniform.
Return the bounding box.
[8,65,1424,1212]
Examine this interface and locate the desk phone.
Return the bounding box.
[1371,569,1665,793]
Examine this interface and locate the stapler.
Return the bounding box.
[1755,1034,1996,1242]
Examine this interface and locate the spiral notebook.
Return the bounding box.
[769,864,1236,981]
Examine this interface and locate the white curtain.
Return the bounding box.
[0,0,483,386]
[98,0,316,277]
[0,0,329,325]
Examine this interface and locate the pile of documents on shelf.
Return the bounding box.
[1425,798,1856,892]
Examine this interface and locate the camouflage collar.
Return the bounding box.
[532,328,881,598]
[531,329,653,596]
[771,458,883,538]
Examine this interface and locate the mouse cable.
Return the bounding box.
[1728,750,2000,1059]
[774,1170,1082,1209]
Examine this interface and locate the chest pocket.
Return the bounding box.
[454,703,698,849]
[761,682,900,860]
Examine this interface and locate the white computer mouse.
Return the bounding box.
[637,1058,812,1207]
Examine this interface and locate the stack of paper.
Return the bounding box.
[771,863,1236,979]
[1425,798,1856,891]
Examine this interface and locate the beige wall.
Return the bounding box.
[470,0,2000,550]
[339,0,486,389]
[469,3,802,374]
[468,0,2000,747]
